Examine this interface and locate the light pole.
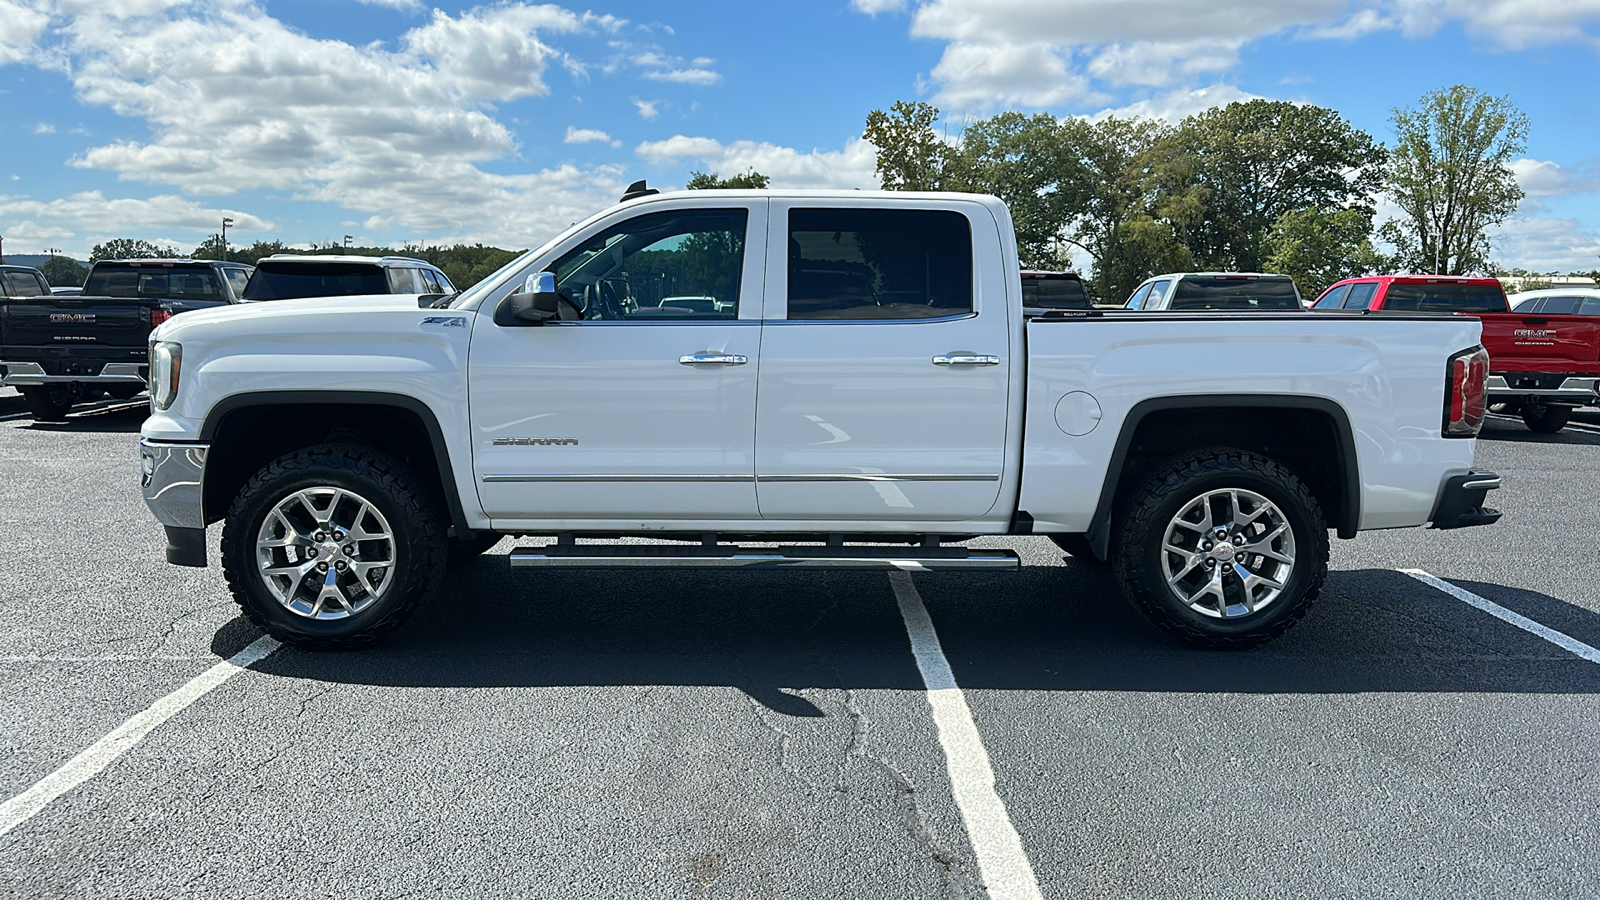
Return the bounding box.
[343,234,353,250]
[221,217,233,259]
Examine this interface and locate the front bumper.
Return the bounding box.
[2,361,148,386]
[1486,375,1598,405]
[1430,470,1502,530]
[140,438,209,567]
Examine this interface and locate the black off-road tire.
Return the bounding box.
[21,385,74,422]
[1049,534,1106,565]
[448,531,504,565]
[1520,402,1571,434]
[1112,449,1329,650]
[221,444,447,650]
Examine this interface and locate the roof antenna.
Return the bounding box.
[620,179,659,202]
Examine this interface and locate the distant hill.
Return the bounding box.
[2,254,90,269]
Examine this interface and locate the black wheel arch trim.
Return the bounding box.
[199,390,475,539]
[1085,394,1361,559]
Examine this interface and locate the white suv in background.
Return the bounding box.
[1124,273,1305,310]
[241,255,455,303]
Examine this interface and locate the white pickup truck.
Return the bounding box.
[138,188,1502,651]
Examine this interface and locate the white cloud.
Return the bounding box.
[565,126,620,147]
[6,1,635,249]
[928,42,1101,109]
[642,66,720,85]
[633,99,660,119]
[857,0,1600,110]
[1087,83,1263,123]
[1512,157,1600,198]
[34,123,55,134]
[354,0,424,11]
[1489,214,1600,272]
[636,135,880,190]
[0,0,50,66]
[0,191,272,257]
[851,0,907,14]
[624,47,721,85]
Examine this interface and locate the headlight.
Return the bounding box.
[149,341,182,411]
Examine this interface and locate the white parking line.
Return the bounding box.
[889,572,1044,900]
[0,635,280,838]
[1402,569,1600,664]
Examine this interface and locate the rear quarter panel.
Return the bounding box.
[1019,314,1485,532]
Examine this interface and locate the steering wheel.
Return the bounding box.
[597,279,628,320]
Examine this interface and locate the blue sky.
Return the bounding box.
[2,0,1598,271]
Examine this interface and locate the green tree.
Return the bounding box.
[1263,208,1390,298]
[1174,100,1387,272]
[89,239,180,263]
[37,256,88,288]
[863,100,949,191]
[947,112,1092,268]
[1384,85,1529,275]
[686,170,770,189]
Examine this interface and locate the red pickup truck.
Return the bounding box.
[1311,275,1600,433]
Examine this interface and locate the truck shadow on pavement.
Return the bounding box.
[222,560,1600,713]
[1479,415,1600,446]
[0,399,147,433]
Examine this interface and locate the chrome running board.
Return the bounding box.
[508,544,1019,571]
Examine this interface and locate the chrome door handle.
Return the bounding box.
[932,353,1001,367]
[679,353,748,366]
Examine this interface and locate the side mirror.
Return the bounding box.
[494,272,561,326]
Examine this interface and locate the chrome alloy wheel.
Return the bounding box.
[1159,488,1296,619]
[255,486,397,620]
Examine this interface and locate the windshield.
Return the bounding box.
[1170,277,1301,310]
[243,263,391,301]
[83,265,222,301]
[1381,283,1506,313]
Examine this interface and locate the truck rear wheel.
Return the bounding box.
[1112,449,1328,649]
[1520,402,1571,434]
[220,445,446,650]
[21,385,75,422]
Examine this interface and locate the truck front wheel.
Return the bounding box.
[220,445,446,650]
[1113,449,1328,650]
[1520,401,1571,434]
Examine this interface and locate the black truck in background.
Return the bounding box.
[0,259,252,421]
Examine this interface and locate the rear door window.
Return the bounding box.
[1145,279,1173,308]
[1581,297,1600,315]
[1345,283,1378,310]
[786,208,972,320]
[1313,284,1352,309]
[418,269,443,293]
[224,267,250,298]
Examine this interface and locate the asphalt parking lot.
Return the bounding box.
[1,385,1597,898]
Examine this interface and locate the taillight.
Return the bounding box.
[1444,346,1489,438]
[149,308,173,327]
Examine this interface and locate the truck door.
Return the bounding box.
[753,201,1013,522]
[468,201,767,521]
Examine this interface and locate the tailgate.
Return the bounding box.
[1,297,154,351]
[1478,312,1600,374]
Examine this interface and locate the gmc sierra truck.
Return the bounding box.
[138,189,1501,651]
[1,258,251,421]
[1311,275,1600,433]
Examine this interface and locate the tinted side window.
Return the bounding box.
[1539,296,1581,314]
[1511,297,1541,313]
[1345,283,1378,310]
[1581,297,1600,315]
[245,264,389,300]
[386,268,421,293]
[787,208,972,320]
[1125,284,1152,309]
[1380,283,1504,312]
[433,269,455,293]
[1314,284,1352,309]
[4,271,47,297]
[1145,279,1173,308]
[224,268,250,298]
[1170,277,1300,310]
[551,208,748,321]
